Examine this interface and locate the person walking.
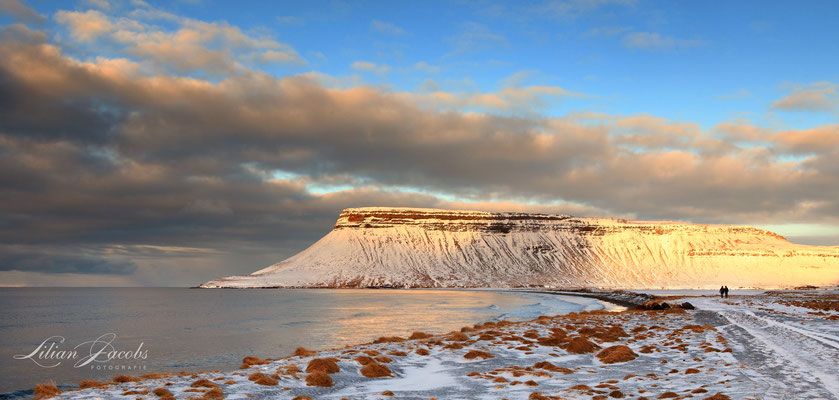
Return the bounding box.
[723,286,729,298]
[719,286,725,298]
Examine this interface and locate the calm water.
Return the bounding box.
[0,288,611,396]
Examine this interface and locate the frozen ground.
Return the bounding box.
[41,290,838,400]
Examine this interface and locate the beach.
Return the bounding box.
[28,289,839,400]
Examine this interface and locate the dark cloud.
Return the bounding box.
[0,247,137,274]
[0,0,45,25]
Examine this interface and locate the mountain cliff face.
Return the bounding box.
[200,207,839,289]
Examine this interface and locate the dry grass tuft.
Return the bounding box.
[113,375,141,383]
[533,361,573,374]
[247,372,278,386]
[596,345,638,364]
[447,332,469,341]
[305,371,334,387]
[33,381,61,399]
[609,390,625,398]
[388,350,408,357]
[382,390,395,396]
[191,378,219,388]
[202,387,224,399]
[409,331,432,340]
[563,336,601,354]
[78,380,108,389]
[657,392,679,399]
[294,347,316,357]
[355,355,375,365]
[360,362,392,378]
[291,396,313,400]
[703,394,731,400]
[416,348,430,356]
[374,336,405,343]
[375,356,393,363]
[152,387,173,397]
[305,358,340,374]
[529,393,550,400]
[240,356,269,369]
[463,350,494,360]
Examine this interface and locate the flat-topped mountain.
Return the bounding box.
[200,207,839,289]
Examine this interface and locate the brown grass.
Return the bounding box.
[375,356,393,363]
[360,362,392,378]
[704,394,731,400]
[247,372,278,386]
[528,392,550,400]
[463,350,494,360]
[382,390,395,396]
[685,368,700,374]
[291,396,313,400]
[563,336,601,354]
[294,347,316,357]
[447,332,469,341]
[537,336,567,346]
[533,361,573,374]
[609,390,625,398]
[355,355,375,365]
[305,371,334,387]
[113,375,141,383]
[78,380,108,389]
[374,336,405,343]
[191,378,219,388]
[202,387,224,399]
[416,348,430,356]
[240,356,269,369]
[306,358,340,374]
[388,350,408,357]
[152,387,173,397]
[409,331,432,339]
[33,381,61,399]
[657,392,679,399]
[596,345,638,364]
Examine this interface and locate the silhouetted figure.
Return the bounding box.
[720,286,725,298]
[723,286,729,298]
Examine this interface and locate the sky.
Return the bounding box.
[0,0,838,287]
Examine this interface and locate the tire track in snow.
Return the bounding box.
[695,298,839,399]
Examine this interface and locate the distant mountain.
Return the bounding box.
[200,207,839,289]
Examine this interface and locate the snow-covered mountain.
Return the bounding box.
[200,207,839,289]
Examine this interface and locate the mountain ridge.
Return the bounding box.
[200,207,839,289]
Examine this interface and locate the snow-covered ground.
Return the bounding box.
[39,290,839,400]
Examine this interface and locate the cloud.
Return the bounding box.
[53,5,305,77]
[537,0,636,20]
[54,9,114,42]
[2,32,839,284]
[276,15,304,26]
[0,246,137,274]
[370,19,408,36]
[770,82,837,112]
[621,32,706,50]
[716,88,751,101]
[351,60,390,74]
[448,22,508,56]
[0,0,44,24]
[413,61,439,74]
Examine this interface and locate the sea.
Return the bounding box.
[0,287,616,398]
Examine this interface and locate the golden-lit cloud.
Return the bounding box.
[771,82,838,112]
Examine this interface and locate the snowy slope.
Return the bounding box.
[200,207,839,289]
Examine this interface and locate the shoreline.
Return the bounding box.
[20,289,839,399]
